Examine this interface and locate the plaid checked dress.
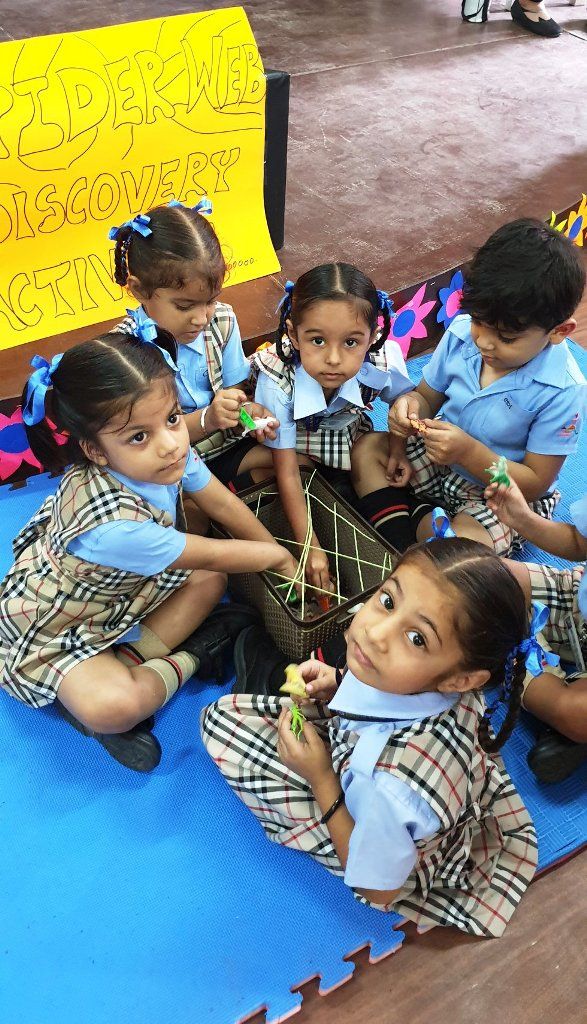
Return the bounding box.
[251,343,390,470]
[201,690,537,936]
[0,463,191,708]
[117,302,245,461]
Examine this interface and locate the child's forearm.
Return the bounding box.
[274,451,313,547]
[199,483,277,546]
[460,439,557,502]
[169,536,284,574]
[505,508,586,561]
[312,770,400,906]
[184,408,212,444]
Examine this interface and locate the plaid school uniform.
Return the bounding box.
[407,435,559,555]
[201,690,536,936]
[251,344,390,471]
[116,303,246,461]
[0,463,191,709]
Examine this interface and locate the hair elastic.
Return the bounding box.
[376,288,394,319]
[125,307,178,372]
[168,197,213,216]
[276,279,295,316]
[22,353,63,426]
[505,601,560,681]
[108,213,152,241]
[428,508,456,541]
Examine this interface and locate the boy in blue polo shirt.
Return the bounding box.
[352,219,586,554]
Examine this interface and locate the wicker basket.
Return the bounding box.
[214,468,399,661]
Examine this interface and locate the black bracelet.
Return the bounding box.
[320,790,345,825]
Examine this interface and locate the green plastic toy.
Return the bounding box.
[239,406,257,432]
[485,455,510,487]
[290,703,306,740]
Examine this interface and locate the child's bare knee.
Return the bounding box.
[79,684,143,734]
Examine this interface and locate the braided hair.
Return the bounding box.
[110,203,226,296]
[276,263,392,363]
[400,539,529,753]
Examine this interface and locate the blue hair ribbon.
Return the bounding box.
[276,279,295,315]
[22,353,63,426]
[428,507,456,541]
[516,601,561,677]
[126,307,178,372]
[377,288,394,319]
[168,197,213,216]
[108,213,152,241]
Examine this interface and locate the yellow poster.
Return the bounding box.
[0,8,279,351]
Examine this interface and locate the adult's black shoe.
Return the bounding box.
[510,0,561,37]
[527,728,587,784]
[56,702,162,773]
[233,624,290,696]
[180,602,260,683]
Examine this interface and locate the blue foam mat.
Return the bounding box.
[1,343,586,1024]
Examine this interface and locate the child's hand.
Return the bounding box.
[388,393,421,438]
[485,476,529,529]
[422,420,468,465]
[297,659,338,703]
[386,452,413,487]
[242,401,279,442]
[206,389,248,432]
[272,548,301,591]
[276,707,334,785]
[305,547,332,596]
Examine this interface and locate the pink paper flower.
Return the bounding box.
[437,270,464,329]
[0,407,67,481]
[389,284,437,352]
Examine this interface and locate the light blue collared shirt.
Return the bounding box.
[175,318,250,412]
[423,314,587,485]
[67,448,211,577]
[570,496,587,620]
[256,355,413,450]
[327,670,457,892]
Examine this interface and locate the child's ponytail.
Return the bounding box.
[21,355,75,474]
[478,602,561,754]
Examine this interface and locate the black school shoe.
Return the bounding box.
[180,602,261,683]
[510,0,561,37]
[56,702,161,773]
[527,728,587,784]
[233,624,290,696]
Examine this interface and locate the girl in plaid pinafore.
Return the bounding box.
[109,200,278,489]
[0,332,297,771]
[251,264,414,596]
[202,539,540,936]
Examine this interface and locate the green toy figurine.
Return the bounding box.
[239,406,257,432]
[485,455,510,487]
[290,703,306,741]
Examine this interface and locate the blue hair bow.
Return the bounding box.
[276,279,295,315]
[108,213,152,241]
[427,507,456,541]
[22,353,63,426]
[516,601,561,677]
[377,289,394,319]
[168,197,213,216]
[126,307,178,372]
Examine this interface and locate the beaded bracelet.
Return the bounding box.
[320,790,345,825]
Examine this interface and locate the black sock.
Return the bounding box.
[355,486,417,553]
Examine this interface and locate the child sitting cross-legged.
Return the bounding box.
[202,539,540,936]
[0,332,297,773]
[351,219,586,555]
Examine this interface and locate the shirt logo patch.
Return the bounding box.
[559,412,580,437]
